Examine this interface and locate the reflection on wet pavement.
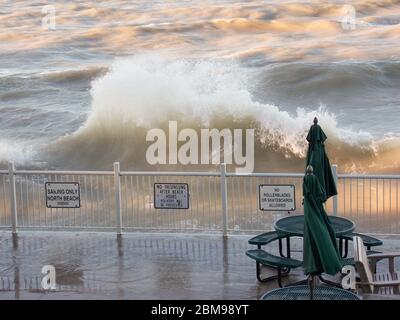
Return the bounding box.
[0,231,399,299]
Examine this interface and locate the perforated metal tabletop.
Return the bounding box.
[260,285,360,300]
[274,215,355,237]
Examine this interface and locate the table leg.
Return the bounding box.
[279,238,285,257]
[286,236,291,258]
[339,237,343,258]
[344,239,349,258]
[318,275,342,288]
[256,262,290,284]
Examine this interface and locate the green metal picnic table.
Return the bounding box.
[273,215,355,258]
[273,215,355,286]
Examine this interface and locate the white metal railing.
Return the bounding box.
[0,162,400,234]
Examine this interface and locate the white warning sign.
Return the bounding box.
[259,185,295,211]
[45,182,80,208]
[154,183,189,209]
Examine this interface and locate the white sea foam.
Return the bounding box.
[44,54,390,172]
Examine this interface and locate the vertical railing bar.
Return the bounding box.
[65,175,69,227]
[8,162,18,233]
[185,176,193,231]
[64,175,68,227]
[72,175,76,227]
[124,176,128,228]
[82,174,87,227]
[257,176,261,230]
[36,176,40,227]
[199,176,204,231]
[201,176,205,230]
[254,177,259,230]
[213,176,217,230]
[101,175,106,228]
[97,175,103,227]
[79,175,83,227]
[237,176,241,231]
[349,178,352,219]
[70,174,74,227]
[59,175,64,227]
[187,176,192,230]
[91,175,95,228]
[141,176,146,228]
[101,176,105,228]
[245,176,250,231]
[369,178,372,229]
[176,176,180,230]
[130,176,134,228]
[54,174,58,227]
[114,162,123,234]
[76,174,80,227]
[174,176,178,230]
[220,163,228,236]
[195,175,199,230]
[90,175,94,228]
[2,176,7,225]
[230,176,235,232]
[244,176,249,231]
[44,175,48,227]
[65,175,74,227]
[239,177,245,231]
[396,178,399,232]
[343,177,346,216]
[383,179,385,228]
[61,174,66,227]
[108,176,112,227]
[208,176,212,230]
[250,177,254,229]
[389,178,392,232]
[170,176,174,230]
[83,175,87,228]
[26,175,31,227]
[332,164,338,217]
[122,175,128,228]
[147,175,152,230]
[376,179,378,232]
[135,176,139,229]
[19,173,24,227]
[96,175,100,227]
[161,176,166,230]
[232,176,237,231]
[83,176,87,227]
[241,177,245,231]
[356,177,359,220]
[362,178,365,229]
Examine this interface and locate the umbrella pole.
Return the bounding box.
[308,274,315,300]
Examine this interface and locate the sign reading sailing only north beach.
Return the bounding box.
[154,183,189,209]
[259,185,295,211]
[45,182,81,208]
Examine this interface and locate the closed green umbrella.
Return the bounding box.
[303,165,342,277]
[303,118,341,298]
[306,117,337,201]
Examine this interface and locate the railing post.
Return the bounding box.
[220,163,228,237]
[332,164,338,216]
[114,162,123,235]
[8,161,18,234]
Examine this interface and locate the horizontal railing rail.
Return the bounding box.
[0,162,399,235]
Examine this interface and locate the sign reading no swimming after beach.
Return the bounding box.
[154,183,189,209]
[259,185,295,211]
[45,182,80,208]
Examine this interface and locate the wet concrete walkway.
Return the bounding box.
[0,231,399,299]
